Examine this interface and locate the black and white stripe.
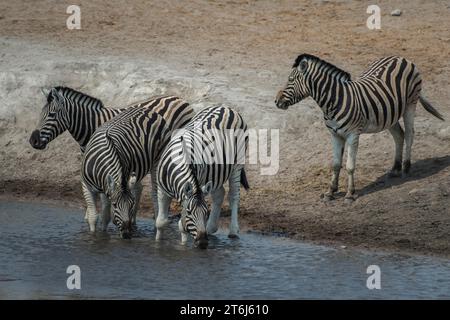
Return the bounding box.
[81,96,192,237]
[30,88,193,230]
[276,54,443,202]
[30,87,125,152]
[30,87,193,152]
[155,105,249,248]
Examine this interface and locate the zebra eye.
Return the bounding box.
[48,112,57,117]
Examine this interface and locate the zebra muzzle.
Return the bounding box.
[275,97,289,110]
[119,221,132,239]
[120,231,132,239]
[194,232,208,249]
[29,130,47,150]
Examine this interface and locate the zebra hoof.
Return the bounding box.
[228,233,239,239]
[402,171,411,178]
[344,196,355,205]
[387,170,402,178]
[402,160,411,175]
[402,167,411,178]
[322,193,334,202]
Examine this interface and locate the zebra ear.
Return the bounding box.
[50,88,58,97]
[128,173,137,190]
[182,181,194,199]
[50,88,64,104]
[201,181,213,195]
[107,174,116,193]
[298,60,308,73]
[41,88,50,97]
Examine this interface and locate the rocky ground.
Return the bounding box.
[0,0,449,256]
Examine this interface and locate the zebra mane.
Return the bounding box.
[48,86,105,108]
[104,130,131,188]
[188,164,203,197]
[293,54,352,81]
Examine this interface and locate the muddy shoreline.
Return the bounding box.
[1,0,449,258]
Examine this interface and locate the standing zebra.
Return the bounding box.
[275,54,444,203]
[30,87,193,227]
[155,105,249,248]
[30,87,126,152]
[81,103,174,238]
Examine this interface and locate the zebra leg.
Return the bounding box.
[155,188,171,241]
[344,133,360,204]
[99,193,111,232]
[82,182,99,232]
[324,133,345,201]
[150,168,159,220]
[178,218,189,245]
[228,169,241,238]
[403,104,416,175]
[82,181,90,221]
[131,181,143,231]
[207,185,225,235]
[388,123,404,177]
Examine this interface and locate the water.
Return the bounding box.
[0,202,449,299]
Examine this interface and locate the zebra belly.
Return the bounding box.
[362,105,404,134]
[324,118,352,137]
[196,164,236,191]
[362,121,384,134]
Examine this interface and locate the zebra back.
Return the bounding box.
[38,88,193,152]
[278,54,423,134]
[134,95,194,132]
[157,105,248,202]
[104,109,171,184]
[82,96,192,193]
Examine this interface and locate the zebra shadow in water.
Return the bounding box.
[358,155,450,197]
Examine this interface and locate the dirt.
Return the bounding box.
[0,0,449,257]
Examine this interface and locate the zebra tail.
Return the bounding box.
[240,169,250,191]
[419,95,444,121]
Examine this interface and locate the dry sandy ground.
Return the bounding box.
[0,0,449,256]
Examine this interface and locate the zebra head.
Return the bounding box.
[107,173,137,239]
[275,56,311,110]
[180,180,213,249]
[30,88,69,150]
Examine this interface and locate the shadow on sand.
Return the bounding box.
[358,155,450,197]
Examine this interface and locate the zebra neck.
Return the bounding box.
[66,102,115,149]
[177,167,201,199]
[310,77,350,120]
[102,147,127,187]
[66,102,100,148]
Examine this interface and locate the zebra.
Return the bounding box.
[81,103,174,238]
[30,87,125,152]
[155,105,249,249]
[275,54,444,203]
[30,87,193,227]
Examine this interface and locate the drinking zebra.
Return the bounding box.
[30,87,193,227]
[81,103,174,237]
[275,54,444,203]
[155,105,249,248]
